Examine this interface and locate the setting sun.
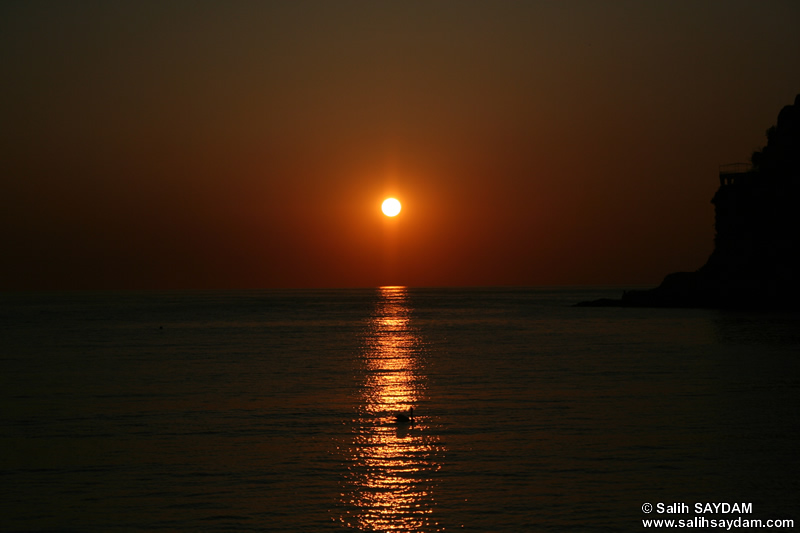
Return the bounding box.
[381,198,402,217]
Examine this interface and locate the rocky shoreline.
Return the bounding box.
[578,94,800,309]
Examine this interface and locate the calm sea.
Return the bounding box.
[1,287,798,531]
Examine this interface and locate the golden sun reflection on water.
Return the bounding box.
[338,286,444,532]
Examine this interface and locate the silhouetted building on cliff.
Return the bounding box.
[581,94,800,308]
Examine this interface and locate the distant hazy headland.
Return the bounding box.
[580,94,800,308]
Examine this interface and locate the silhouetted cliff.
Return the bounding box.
[580,94,800,308]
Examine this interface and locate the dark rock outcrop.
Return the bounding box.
[579,94,800,308]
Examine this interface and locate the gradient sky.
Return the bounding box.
[2,1,799,289]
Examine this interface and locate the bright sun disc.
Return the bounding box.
[381,198,402,217]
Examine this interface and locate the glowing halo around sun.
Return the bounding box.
[381,198,402,217]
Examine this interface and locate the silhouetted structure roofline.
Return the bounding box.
[718,162,753,186]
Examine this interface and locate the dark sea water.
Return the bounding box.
[1,287,798,531]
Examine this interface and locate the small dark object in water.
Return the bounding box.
[395,407,414,424]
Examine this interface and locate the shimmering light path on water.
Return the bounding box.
[338,286,445,531]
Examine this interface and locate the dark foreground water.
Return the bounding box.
[1,287,798,531]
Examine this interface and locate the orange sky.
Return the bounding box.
[2,1,799,289]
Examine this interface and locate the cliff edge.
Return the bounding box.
[579,94,800,308]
